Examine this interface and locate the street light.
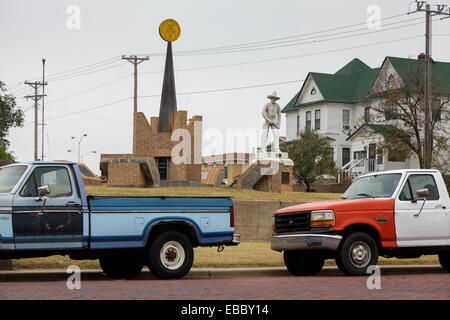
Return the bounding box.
[67,149,79,162]
[70,134,88,163]
[81,150,97,163]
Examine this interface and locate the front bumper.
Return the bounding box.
[271,233,342,252]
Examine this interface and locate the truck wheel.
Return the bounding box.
[99,254,144,279]
[438,252,450,272]
[147,231,194,279]
[283,251,324,276]
[335,232,379,276]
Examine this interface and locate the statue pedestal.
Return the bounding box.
[249,151,294,167]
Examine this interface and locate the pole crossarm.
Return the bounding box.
[122,55,149,114]
[24,80,48,161]
[406,1,449,168]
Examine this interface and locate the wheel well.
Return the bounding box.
[147,221,199,247]
[340,224,382,250]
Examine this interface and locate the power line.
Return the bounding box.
[46,74,132,104]
[140,80,303,99]
[45,62,127,82]
[141,34,424,76]
[26,56,121,81]
[15,13,418,84]
[24,34,425,114]
[173,16,424,55]
[172,20,435,56]
[137,13,418,57]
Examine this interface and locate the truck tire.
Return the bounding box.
[335,232,378,276]
[147,231,194,279]
[438,252,450,272]
[283,251,325,276]
[99,254,144,279]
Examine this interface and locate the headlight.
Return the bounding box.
[272,215,276,231]
[310,210,335,227]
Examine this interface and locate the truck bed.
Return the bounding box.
[87,196,235,249]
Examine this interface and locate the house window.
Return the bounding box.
[342,147,351,166]
[342,110,350,130]
[432,99,442,122]
[364,107,371,123]
[311,87,316,95]
[384,104,396,121]
[314,110,321,130]
[224,165,228,179]
[353,150,367,160]
[388,149,407,162]
[387,74,395,88]
[296,115,300,135]
[306,111,311,130]
[377,148,383,165]
[282,172,290,184]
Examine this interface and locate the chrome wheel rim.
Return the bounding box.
[349,241,371,268]
[160,241,185,270]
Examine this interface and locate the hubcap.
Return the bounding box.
[349,241,371,268]
[160,241,185,270]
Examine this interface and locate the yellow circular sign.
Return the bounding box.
[159,19,181,42]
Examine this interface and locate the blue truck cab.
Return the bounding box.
[0,161,240,279]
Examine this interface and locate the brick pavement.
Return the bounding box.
[0,274,448,300]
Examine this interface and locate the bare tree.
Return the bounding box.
[362,63,450,169]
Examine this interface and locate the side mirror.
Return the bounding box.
[414,188,429,217]
[415,188,429,199]
[37,185,50,198]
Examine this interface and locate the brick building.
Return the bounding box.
[100,111,203,188]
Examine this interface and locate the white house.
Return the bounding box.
[283,56,450,178]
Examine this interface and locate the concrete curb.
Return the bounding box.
[0,265,445,282]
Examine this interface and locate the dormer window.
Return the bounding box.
[311,87,316,95]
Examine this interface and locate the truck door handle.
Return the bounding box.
[435,204,446,209]
[66,201,80,207]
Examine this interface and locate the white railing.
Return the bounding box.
[339,158,377,182]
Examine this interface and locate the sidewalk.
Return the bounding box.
[0,265,445,282]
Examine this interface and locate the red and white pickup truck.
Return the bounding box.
[271,169,450,276]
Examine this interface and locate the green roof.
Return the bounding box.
[385,56,450,93]
[346,124,409,141]
[282,58,379,113]
[282,56,450,113]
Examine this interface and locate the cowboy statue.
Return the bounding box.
[260,91,281,153]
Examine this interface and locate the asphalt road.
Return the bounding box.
[0,268,449,300]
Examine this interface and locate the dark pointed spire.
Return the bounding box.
[158,41,177,132]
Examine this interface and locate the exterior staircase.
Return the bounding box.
[339,158,377,182]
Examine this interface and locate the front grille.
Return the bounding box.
[274,211,311,233]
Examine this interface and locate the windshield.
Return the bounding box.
[0,165,27,193]
[342,173,402,199]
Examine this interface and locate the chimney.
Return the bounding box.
[418,52,426,59]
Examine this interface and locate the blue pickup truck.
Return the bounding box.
[0,162,239,279]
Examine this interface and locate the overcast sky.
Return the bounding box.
[1,0,449,174]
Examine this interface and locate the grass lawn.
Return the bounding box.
[85,186,341,202]
[11,242,439,270]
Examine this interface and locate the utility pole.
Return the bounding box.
[408,1,450,168]
[42,58,46,161]
[24,81,47,161]
[122,55,149,113]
